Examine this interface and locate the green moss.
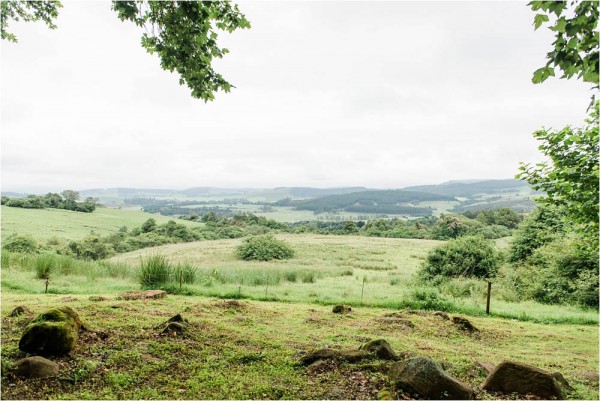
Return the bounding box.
[19,307,81,355]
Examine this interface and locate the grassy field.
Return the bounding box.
[1,294,598,400]
[0,206,201,241]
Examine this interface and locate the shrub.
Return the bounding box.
[235,235,294,261]
[69,236,112,260]
[139,255,172,289]
[419,235,500,281]
[2,235,38,253]
[509,205,565,263]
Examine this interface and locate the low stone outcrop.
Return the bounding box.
[12,356,59,378]
[390,356,474,400]
[332,305,352,314]
[359,339,398,360]
[300,349,339,366]
[481,361,566,399]
[10,306,32,317]
[19,306,82,356]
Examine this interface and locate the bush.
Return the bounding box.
[2,235,38,253]
[140,255,172,289]
[509,205,565,263]
[419,235,500,281]
[69,236,112,260]
[235,235,294,261]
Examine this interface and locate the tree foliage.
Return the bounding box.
[1,1,250,102]
[530,0,599,86]
[112,1,250,101]
[0,0,62,42]
[517,103,599,244]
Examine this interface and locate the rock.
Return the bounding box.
[580,371,600,382]
[390,356,475,400]
[122,290,167,300]
[300,349,340,366]
[306,359,336,374]
[60,297,75,302]
[359,339,398,360]
[167,313,188,324]
[10,306,32,317]
[19,306,82,356]
[476,360,496,374]
[88,296,108,302]
[162,322,187,335]
[339,349,371,363]
[452,316,478,332]
[376,388,395,400]
[433,311,450,320]
[332,305,352,314]
[482,361,565,399]
[552,372,573,392]
[12,356,59,378]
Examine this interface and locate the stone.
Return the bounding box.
[332,304,352,314]
[375,317,415,328]
[476,360,496,374]
[452,316,478,332]
[300,349,340,366]
[10,306,32,317]
[122,290,167,300]
[339,349,371,363]
[482,361,564,399]
[359,339,398,360]
[580,371,600,382]
[433,311,450,320]
[13,356,59,378]
[390,356,475,400]
[162,322,187,335]
[88,296,108,302]
[19,306,82,356]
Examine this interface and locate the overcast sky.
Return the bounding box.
[1,1,592,193]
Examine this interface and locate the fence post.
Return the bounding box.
[45,278,49,294]
[486,281,492,315]
[180,269,183,289]
[360,277,366,305]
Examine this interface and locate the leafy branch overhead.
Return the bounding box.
[112,1,250,101]
[530,0,599,86]
[0,0,62,42]
[1,1,250,102]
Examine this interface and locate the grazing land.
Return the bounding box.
[1,294,598,400]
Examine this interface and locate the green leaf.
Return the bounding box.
[534,13,549,30]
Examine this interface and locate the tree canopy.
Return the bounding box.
[1,0,250,101]
[529,0,599,87]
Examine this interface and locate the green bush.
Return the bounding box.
[2,235,38,253]
[509,205,565,263]
[419,235,500,281]
[139,255,172,289]
[235,235,294,261]
[69,236,112,260]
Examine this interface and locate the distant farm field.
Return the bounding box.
[0,206,201,241]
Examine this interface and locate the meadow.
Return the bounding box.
[0,205,201,241]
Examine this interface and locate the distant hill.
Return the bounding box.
[402,179,533,198]
[289,190,455,216]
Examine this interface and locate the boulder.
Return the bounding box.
[482,361,565,399]
[433,311,450,320]
[359,339,398,360]
[13,356,59,378]
[332,305,352,314]
[19,306,82,356]
[580,371,600,382]
[390,356,474,400]
[476,360,495,374]
[300,349,340,366]
[10,305,32,317]
[162,322,187,335]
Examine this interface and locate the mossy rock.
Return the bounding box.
[19,306,82,356]
[359,339,398,360]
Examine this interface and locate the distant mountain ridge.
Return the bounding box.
[402,179,531,198]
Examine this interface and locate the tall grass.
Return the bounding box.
[34,254,56,279]
[140,255,172,289]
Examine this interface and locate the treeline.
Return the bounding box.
[1,190,97,213]
[127,197,268,217]
[287,189,454,215]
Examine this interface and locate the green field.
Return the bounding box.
[0,206,201,241]
[1,294,598,400]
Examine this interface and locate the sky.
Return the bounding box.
[0,1,593,193]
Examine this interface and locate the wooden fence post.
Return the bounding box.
[486,281,492,315]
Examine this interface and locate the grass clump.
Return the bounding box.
[34,254,56,279]
[139,255,172,289]
[235,235,294,261]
